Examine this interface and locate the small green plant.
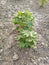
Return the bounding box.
[38,0,48,7]
[12,10,37,48]
[12,11,34,31]
[16,30,37,48]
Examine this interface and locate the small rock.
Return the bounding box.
[45,44,48,47]
[30,58,35,63]
[33,46,37,49]
[30,58,37,65]
[38,58,41,62]
[46,56,48,59]
[25,51,28,54]
[41,42,44,46]
[41,42,48,47]
[34,62,37,65]
[13,53,19,61]
[0,49,3,54]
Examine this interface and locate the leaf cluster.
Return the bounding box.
[12,10,37,48]
[12,11,34,31]
[16,30,37,48]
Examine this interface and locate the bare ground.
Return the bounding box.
[0,0,49,65]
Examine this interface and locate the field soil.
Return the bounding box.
[0,0,49,65]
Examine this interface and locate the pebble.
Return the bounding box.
[34,61,37,65]
[0,49,3,54]
[25,51,28,54]
[46,56,49,59]
[33,46,37,49]
[30,58,35,63]
[38,58,41,62]
[30,58,37,65]
[13,53,19,61]
[45,44,48,47]
[41,42,48,47]
[41,42,45,45]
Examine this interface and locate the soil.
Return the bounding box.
[0,0,49,65]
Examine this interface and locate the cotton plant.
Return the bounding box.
[38,0,48,7]
[12,10,38,48]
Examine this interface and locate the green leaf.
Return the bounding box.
[38,0,48,7]
[18,42,26,48]
[12,10,38,48]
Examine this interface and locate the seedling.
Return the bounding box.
[12,10,34,31]
[38,0,48,7]
[12,10,37,48]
